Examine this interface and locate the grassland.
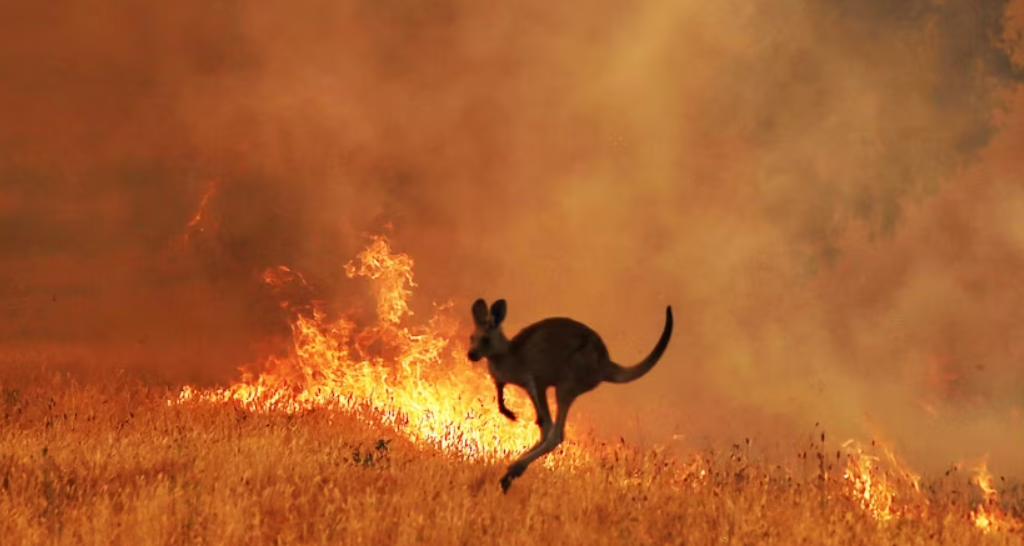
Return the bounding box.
[1,356,1023,546]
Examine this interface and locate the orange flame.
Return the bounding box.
[174,234,588,467]
[842,440,896,522]
[969,459,1020,533]
[173,179,219,251]
[187,179,217,231]
[841,439,922,523]
[975,460,997,498]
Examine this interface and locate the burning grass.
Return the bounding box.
[2,235,1024,544]
[174,235,587,466]
[1,368,1024,545]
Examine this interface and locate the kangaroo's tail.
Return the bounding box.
[606,306,673,384]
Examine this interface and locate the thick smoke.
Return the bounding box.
[1,0,1022,473]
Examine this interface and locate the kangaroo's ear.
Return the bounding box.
[490,299,507,327]
[471,298,490,326]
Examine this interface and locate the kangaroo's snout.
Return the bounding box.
[467,349,482,362]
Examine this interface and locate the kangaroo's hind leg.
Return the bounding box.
[500,386,577,493]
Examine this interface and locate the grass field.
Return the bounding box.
[0,359,1022,546]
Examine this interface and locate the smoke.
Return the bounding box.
[2,0,1022,473]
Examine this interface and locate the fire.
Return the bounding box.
[187,179,217,231]
[343,236,416,326]
[175,234,588,467]
[841,439,922,523]
[842,440,895,521]
[173,179,219,251]
[969,459,1020,533]
[975,460,997,498]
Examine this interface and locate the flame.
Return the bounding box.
[343,236,415,326]
[969,459,1020,533]
[173,179,219,251]
[174,234,588,467]
[973,506,997,533]
[187,179,217,231]
[975,460,997,498]
[841,439,922,523]
[262,265,308,289]
[842,440,896,522]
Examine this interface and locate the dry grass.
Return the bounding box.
[1,359,1023,546]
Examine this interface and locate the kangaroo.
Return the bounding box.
[466,298,673,493]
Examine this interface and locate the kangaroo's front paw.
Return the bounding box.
[499,407,517,421]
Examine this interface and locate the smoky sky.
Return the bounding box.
[740,0,1023,264]
[1,0,1023,473]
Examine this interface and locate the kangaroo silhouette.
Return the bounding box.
[466,298,673,492]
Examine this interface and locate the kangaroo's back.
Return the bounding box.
[508,317,611,391]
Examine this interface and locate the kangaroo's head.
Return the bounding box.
[467,298,508,362]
